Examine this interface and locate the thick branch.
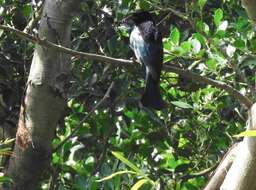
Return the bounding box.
[203,143,239,190]
[0,24,253,109]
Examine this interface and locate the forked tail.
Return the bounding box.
[141,75,166,110]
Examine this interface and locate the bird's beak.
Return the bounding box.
[122,15,134,25]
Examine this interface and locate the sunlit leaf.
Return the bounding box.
[170,27,180,45]
[191,39,201,54]
[180,41,192,52]
[218,20,228,31]
[131,179,150,190]
[171,101,193,109]
[234,130,256,137]
[97,170,136,182]
[214,9,223,26]
[226,45,236,57]
[198,0,207,10]
[206,58,217,71]
[111,151,142,174]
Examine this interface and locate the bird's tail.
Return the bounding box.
[141,75,166,110]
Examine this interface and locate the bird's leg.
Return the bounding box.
[131,56,142,66]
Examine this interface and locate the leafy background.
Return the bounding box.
[0,0,255,189]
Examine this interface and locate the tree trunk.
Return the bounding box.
[4,1,81,189]
[242,0,256,23]
[220,104,256,190]
[218,1,256,189]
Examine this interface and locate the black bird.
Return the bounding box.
[124,11,166,110]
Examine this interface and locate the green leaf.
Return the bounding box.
[236,17,249,32]
[164,40,173,51]
[85,156,95,166]
[117,25,129,37]
[234,39,246,50]
[138,0,150,10]
[111,151,142,174]
[22,4,32,18]
[0,174,12,183]
[196,21,210,35]
[170,27,180,45]
[180,41,192,52]
[96,170,136,182]
[193,33,206,46]
[198,0,207,10]
[217,20,228,31]
[206,58,217,71]
[214,9,223,26]
[170,101,193,109]
[234,130,256,137]
[131,179,149,190]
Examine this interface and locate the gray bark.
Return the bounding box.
[242,0,256,23]
[218,1,256,189]
[220,104,256,190]
[203,143,239,190]
[4,1,81,189]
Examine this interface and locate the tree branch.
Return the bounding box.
[181,162,218,180]
[203,143,239,190]
[0,25,133,67]
[0,24,253,109]
[164,65,253,108]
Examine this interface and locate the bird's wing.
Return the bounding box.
[130,26,163,80]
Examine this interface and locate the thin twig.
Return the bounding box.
[164,65,253,108]
[23,3,43,33]
[181,162,219,180]
[53,82,116,152]
[53,97,104,152]
[157,12,172,26]
[92,109,116,175]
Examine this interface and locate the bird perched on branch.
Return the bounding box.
[123,11,166,110]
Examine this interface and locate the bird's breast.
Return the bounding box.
[130,27,144,49]
[130,27,148,63]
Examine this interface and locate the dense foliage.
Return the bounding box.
[0,0,255,189]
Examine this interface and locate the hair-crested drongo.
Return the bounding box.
[124,11,166,110]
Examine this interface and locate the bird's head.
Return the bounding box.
[123,11,154,25]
